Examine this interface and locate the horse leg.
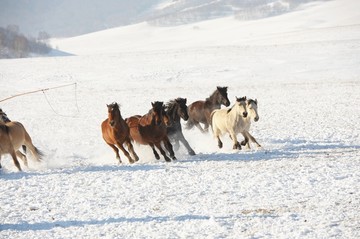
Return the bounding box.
[194,121,206,133]
[116,142,134,164]
[16,150,28,167]
[10,150,22,171]
[149,143,160,160]
[125,139,139,162]
[203,122,210,133]
[154,142,171,162]
[178,132,195,155]
[107,143,121,163]
[247,131,261,148]
[240,132,250,149]
[230,132,241,150]
[163,137,176,160]
[216,136,223,149]
[173,138,180,151]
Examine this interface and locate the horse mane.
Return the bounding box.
[0,122,9,133]
[236,96,247,102]
[227,96,246,114]
[166,98,185,114]
[247,99,257,105]
[206,86,228,103]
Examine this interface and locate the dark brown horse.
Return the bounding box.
[101,102,139,164]
[165,98,195,155]
[126,101,176,162]
[186,86,230,133]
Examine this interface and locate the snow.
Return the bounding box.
[1,0,360,238]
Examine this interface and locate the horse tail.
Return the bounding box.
[33,146,45,160]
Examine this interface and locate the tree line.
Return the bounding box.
[0,25,52,59]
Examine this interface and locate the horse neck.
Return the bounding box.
[140,111,155,126]
[112,111,126,128]
[205,95,221,110]
[167,104,180,123]
[229,104,245,122]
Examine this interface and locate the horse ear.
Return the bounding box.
[184,98,187,104]
[255,99,258,104]
[151,102,155,107]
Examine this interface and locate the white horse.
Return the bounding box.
[240,98,261,149]
[210,96,248,149]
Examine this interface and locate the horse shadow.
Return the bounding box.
[0,214,210,232]
[0,163,164,181]
[183,138,360,163]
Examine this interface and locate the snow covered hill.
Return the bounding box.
[1,0,359,238]
[52,0,360,55]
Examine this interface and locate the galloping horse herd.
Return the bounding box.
[0,86,260,171]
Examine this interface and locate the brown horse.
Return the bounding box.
[0,120,43,171]
[0,123,22,171]
[186,86,230,133]
[101,102,139,164]
[126,101,175,162]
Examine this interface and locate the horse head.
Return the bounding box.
[151,101,164,126]
[107,102,120,127]
[217,86,230,107]
[175,97,189,121]
[235,96,248,118]
[247,99,259,122]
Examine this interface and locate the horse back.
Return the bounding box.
[5,121,28,147]
[188,100,208,123]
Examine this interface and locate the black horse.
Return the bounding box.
[165,98,195,155]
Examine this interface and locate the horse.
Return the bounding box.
[126,101,176,162]
[0,120,43,170]
[101,102,139,164]
[165,98,195,155]
[240,98,261,149]
[186,86,230,133]
[210,96,248,150]
[0,123,22,171]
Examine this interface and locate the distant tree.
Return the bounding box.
[0,26,52,58]
[13,35,29,57]
[6,24,19,34]
[38,31,51,42]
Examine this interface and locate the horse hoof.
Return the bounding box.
[189,150,196,156]
[165,157,171,162]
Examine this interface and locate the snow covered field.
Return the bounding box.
[1,0,360,238]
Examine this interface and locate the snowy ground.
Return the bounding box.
[1,0,360,238]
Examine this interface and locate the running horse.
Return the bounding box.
[101,102,139,164]
[165,98,195,155]
[240,98,261,149]
[0,109,43,170]
[126,101,176,162]
[186,86,230,133]
[210,96,248,150]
